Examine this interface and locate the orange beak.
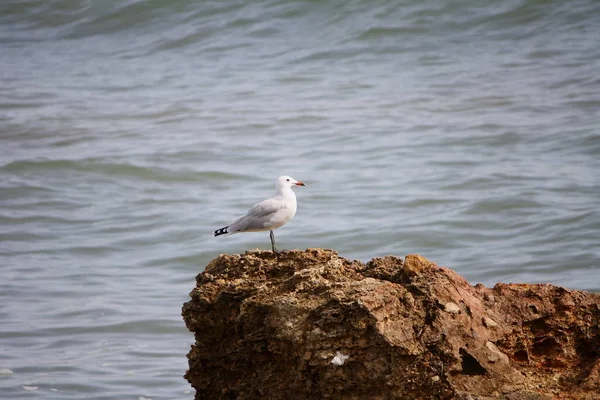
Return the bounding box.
[295,181,306,186]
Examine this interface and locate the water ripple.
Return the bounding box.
[1,0,600,399]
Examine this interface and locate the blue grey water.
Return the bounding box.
[1,0,599,398]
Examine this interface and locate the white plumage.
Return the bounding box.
[214,176,306,253]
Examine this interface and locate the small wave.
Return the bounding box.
[357,25,427,40]
[1,159,252,183]
[463,197,545,215]
[151,27,216,52]
[0,214,93,226]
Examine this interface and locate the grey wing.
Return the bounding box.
[228,197,283,232]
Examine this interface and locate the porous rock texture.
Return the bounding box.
[182,249,600,400]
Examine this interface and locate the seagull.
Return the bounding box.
[214,176,306,253]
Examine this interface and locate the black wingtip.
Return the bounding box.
[214,226,229,237]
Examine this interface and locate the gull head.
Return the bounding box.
[276,175,306,190]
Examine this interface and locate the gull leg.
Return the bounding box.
[270,230,280,254]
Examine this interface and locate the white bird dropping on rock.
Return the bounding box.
[331,351,349,366]
[214,176,306,253]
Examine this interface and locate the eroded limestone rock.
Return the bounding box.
[182,249,600,399]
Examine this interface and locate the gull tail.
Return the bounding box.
[214,226,229,237]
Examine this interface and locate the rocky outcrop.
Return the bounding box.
[182,249,600,399]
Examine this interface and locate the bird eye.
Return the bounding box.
[286,179,290,181]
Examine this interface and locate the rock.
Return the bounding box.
[444,302,461,314]
[403,253,435,276]
[485,341,509,365]
[182,249,600,400]
[483,317,499,328]
[330,351,350,366]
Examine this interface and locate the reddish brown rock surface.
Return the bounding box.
[182,249,600,399]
